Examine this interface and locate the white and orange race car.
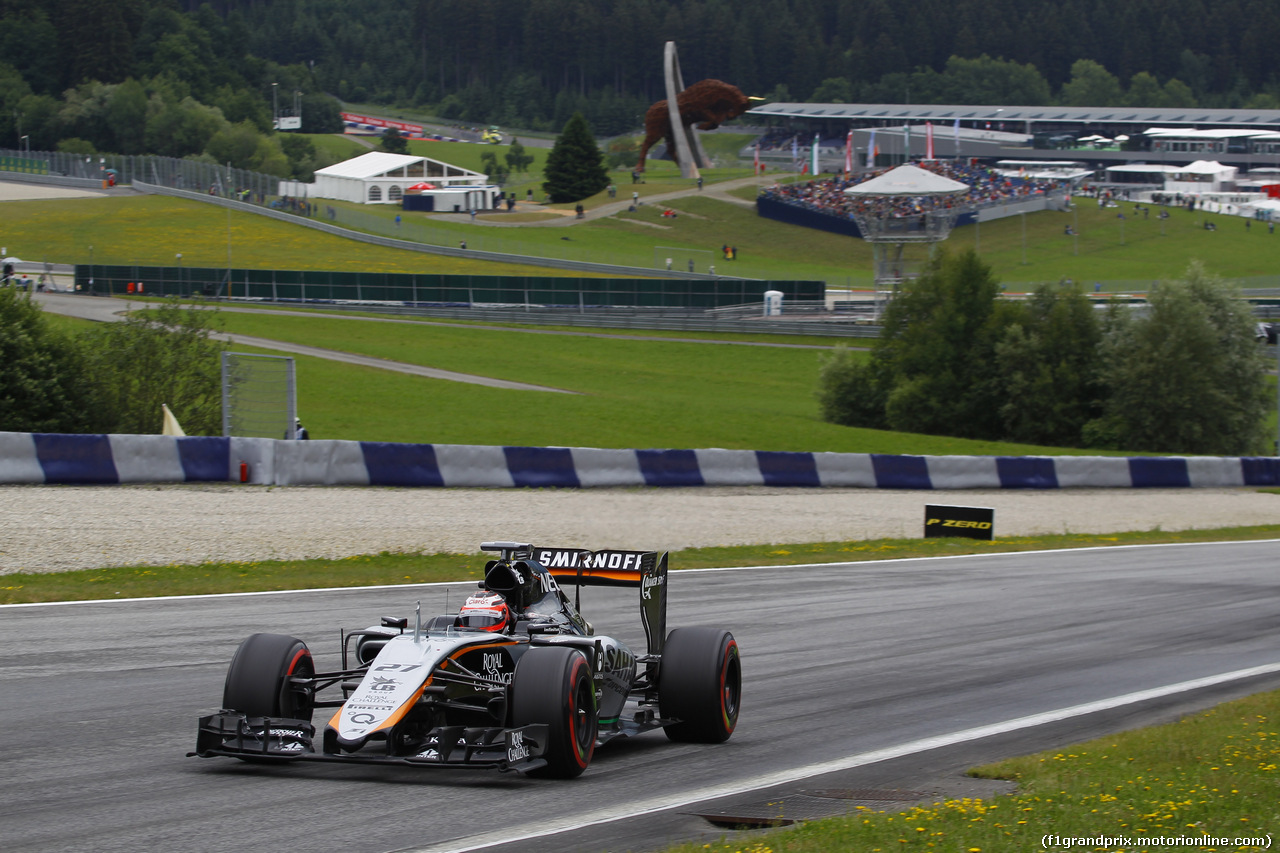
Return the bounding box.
[192,541,740,778]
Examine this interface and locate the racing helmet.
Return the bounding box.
[457,592,511,632]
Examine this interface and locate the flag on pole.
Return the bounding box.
[926,122,935,159]
[162,403,186,437]
[811,133,820,175]
[953,118,961,157]
[754,143,760,174]
[904,124,911,161]
[791,135,798,171]
[868,128,877,167]
[844,131,853,173]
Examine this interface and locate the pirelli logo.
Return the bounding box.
[924,505,995,541]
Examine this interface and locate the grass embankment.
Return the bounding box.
[667,688,1280,853]
[3,526,1278,605]
[2,194,562,276]
[6,140,1279,286]
[210,308,1118,452]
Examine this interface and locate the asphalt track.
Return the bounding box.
[6,540,1280,853]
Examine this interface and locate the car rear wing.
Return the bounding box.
[534,546,669,658]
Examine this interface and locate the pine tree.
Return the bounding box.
[542,112,608,204]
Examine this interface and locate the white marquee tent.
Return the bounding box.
[290,151,498,210]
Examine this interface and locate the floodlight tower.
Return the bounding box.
[844,164,970,311]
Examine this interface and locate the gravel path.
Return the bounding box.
[2,484,1276,575]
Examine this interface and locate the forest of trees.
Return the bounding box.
[212,0,1280,132]
[0,0,343,178]
[3,1,1280,165]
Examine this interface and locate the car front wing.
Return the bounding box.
[192,712,550,772]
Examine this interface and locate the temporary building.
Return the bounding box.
[308,151,497,210]
[1166,160,1237,194]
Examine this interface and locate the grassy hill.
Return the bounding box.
[6,158,1277,291]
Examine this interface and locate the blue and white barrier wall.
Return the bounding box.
[3,432,1278,489]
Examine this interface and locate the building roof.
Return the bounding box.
[748,102,1280,129]
[1173,160,1234,175]
[1144,128,1274,139]
[845,164,970,197]
[314,152,425,179]
[1105,164,1180,173]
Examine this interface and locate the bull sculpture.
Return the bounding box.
[636,79,752,173]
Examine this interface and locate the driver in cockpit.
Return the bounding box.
[463,558,591,636]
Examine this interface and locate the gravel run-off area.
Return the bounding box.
[2,484,1277,575]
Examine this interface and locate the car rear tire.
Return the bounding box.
[222,633,315,722]
[510,647,596,778]
[659,627,740,743]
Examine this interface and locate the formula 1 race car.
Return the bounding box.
[192,542,741,777]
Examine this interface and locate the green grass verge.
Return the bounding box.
[3,525,1277,605]
[212,309,1108,453]
[666,687,1280,853]
[299,133,370,164]
[0,195,582,276]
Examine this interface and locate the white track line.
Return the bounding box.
[406,661,1280,853]
[5,537,1276,609]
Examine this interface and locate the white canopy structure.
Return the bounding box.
[310,151,495,208]
[845,164,970,197]
[1166,160,1237,194]
[844,165,971,297]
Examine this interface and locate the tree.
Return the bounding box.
[817,250,1016,439]
[0,289,94,434]
[205,120,288,176]
[380,127,409,154]
[479,149,509,184]
[1161,78,1197,108]
[542,112,608,204]
[505,137,534,174]
[603,136,638,170]
[1083,264,1271,455]
[79,299,228,436]
[1124,71,1166,108]
[106,78,148,154]
[299,92,343,134]
[875,250,1014,438]
[934,55,1052,106]
[145,95,229,158]
[815,347,887,429]
[1059,59,1124,106]
[810,76,854,103]
[279,133,320,179]
[994,283,1102,446]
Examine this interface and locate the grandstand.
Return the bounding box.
[756,160,1070,237]
[745,102,1280,172]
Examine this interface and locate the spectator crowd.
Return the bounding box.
[759,159,1064,221]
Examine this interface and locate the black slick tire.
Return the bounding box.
[658,627,741,743]
[222,632,315,722]
[510,646,596,778]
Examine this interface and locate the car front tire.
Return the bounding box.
[222,632,315,722]
[510,646,597,778]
